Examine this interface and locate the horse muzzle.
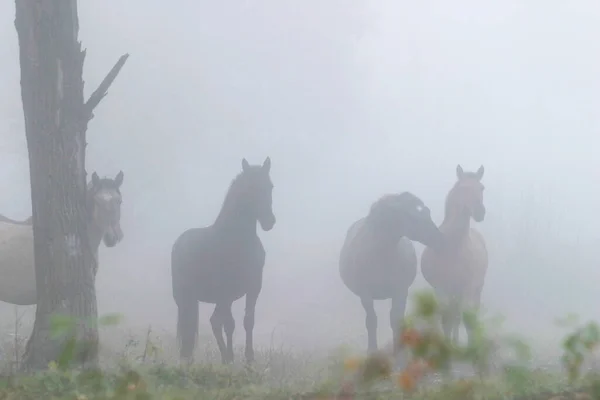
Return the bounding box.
[103,224,124,247]
[473,206,486,222]
[259,214,276,232]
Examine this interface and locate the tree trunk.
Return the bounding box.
[14,0,128,370]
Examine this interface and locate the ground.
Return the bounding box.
[0,290,596,399]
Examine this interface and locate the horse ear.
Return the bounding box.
[456,164,464,179]
[114,170,124,188]
[262,157,271,173]
[476,165,484,180]
[91,172,100,186]
[242,158,250,172]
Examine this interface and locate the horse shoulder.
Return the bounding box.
[172,228,215,265]
[396,237,418,283]
[467,228,488,287]
[419,245,440,285]
[396,237,417,266]
[252,234,266,266]
[468,228,488,262]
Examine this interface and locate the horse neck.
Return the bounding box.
[212,185,257,237]
[440,198,471,245]
[86,220,105,256]
[213,207,257,236]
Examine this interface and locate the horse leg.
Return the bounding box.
[210,303,230,364]
[176,296,198,365]
[466,288,483,348]
[452,304,461,346]
[390,289,409,367]
[244,288,261,364]
[361,297,377,352]
[223,303,235,364]
[439,292,454,344]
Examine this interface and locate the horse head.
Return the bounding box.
[88,170,125,247]
[368,192,444,249]
[239,157,276,231]
[450,165,486,222]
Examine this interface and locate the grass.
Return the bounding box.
[0,290,599,399]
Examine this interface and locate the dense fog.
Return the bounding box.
[0,1,598,358]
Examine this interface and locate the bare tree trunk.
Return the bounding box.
[14,0,128,370]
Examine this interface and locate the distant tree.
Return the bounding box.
[14,0,128,369]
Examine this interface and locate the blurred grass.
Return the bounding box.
[0,289,598,399]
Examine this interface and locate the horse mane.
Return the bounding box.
[443,181,461,220]
[213,171,247,225]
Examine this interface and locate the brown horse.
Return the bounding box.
[420,165,488,346]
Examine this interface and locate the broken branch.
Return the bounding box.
[84,53,129,120]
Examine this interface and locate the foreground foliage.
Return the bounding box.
[1,290,599,399]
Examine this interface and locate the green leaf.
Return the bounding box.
[504,336,532,363]
[503,365,531,392]
[98,313,124,327]
[555,313,580,328]
[50,314,76,339]
[462,310,480,332]
[57,335,77,370]
[414,291,438,318]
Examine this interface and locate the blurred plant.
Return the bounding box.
[561,320,600,383]
[49,312,124,370]
[341,289,535,395]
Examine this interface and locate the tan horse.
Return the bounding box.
[420,165,488,346]
[0,171,125,306]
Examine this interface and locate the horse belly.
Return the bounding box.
[0,224,36,305]
[191,254,262,304]
[341,246,417,299]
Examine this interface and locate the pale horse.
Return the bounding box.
[0,171,125,305]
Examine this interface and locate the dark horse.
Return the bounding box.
[172,157,276,364]
[339,192,445,355]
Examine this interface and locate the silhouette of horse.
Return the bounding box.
[0,171,125,305]
[421,165,488,346]
[172,157,276,365]
[339,192,445,354]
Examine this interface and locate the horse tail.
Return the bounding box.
[176,297,199,362]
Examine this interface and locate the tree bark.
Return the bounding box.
[14,0,128,370]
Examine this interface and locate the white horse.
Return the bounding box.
[0,171,125,305]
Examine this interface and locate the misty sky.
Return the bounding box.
[0,1,598,352]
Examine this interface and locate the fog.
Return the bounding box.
[0,1,599,357]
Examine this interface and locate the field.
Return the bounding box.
[0,291,597,400]
[0,187,595,399]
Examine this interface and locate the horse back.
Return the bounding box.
[0,214,32,226]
